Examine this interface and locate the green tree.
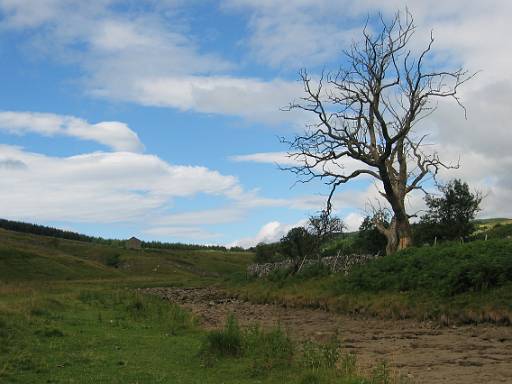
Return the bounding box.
[280,227,317,272]
[417,179,482,243]
[354,215,388,255]
[254,242,283,263]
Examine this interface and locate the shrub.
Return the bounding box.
[339,239,512,296]
[105,253,121,268]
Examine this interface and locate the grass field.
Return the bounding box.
[0,228,405,383]
[2,225,511,382]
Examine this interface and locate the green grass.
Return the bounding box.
[0,227,253,285]
[0,283,404,384]
[0,227,412,383]
[233,239,512,325]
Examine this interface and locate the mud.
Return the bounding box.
[141,287,512,384]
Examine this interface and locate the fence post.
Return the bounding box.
[332,250,341,273]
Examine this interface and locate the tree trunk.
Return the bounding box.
[396,214,413,251]
[374,195,413,255]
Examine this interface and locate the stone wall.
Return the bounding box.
[247,253,380,278]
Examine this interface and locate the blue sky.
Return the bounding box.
[0,1,511,247]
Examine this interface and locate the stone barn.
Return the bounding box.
[126,236,142,250]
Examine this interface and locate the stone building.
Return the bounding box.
[126,236,142,250]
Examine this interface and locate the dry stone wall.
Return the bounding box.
[247,253,380,278]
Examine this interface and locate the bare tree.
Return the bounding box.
[282,11,474,254]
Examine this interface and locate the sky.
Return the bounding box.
[0,0,511,247]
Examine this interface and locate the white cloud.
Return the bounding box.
[143,226,221,240]
[0,145,241,223]
[154,208,246,226]
[112,76,303,125]
[0,111,144,152]
[230,151,295,166]
[0,1,305,125]
[232,219,307,248]
[343,212,364,232]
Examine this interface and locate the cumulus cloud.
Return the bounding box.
[0,145,241,223]
[118,76,302,125]
[0,111,144,152]
[231,219,307,248]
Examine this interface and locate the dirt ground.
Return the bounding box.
[141,287,512,384]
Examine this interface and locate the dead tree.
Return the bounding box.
[282,11,473,254]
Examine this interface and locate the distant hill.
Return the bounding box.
[0,227,252,283]
[0,218,244,251]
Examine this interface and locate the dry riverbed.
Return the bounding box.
[140,287,512,384]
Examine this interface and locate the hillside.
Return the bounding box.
[0,227,252,284]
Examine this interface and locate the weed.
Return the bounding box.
[301,336,340,370]
[339,352,357,377]
[201,314,243,357]
[244,325,294,375]
[371,361,391,384]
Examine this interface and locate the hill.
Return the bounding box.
[0,227,252,284]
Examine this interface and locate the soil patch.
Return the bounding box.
[141,287,512,384]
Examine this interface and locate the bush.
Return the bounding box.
[254,242,284,263]
[478,223,512,240]
[105,253,121,268]
[339,239,512,296]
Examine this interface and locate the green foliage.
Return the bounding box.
[201,316,294,376]
[254,242,285,263]
[474,223,512,241]
[281,227,317,266]
[202,314,243,357]
[0,218,98,242]
[354,216,387,255]
[321,235,358,256]
[266,262,331,284]
[298,263,332,279]
[141,240,231,252]
[300,337,340,370]
[104,253,121,268]
[340,239,512,296]
[417,179,482,243]
[244,325,294,374]
[267,267,294,282]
